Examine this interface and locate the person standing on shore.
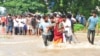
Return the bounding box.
[13,16,19,35]
[87,11,98,45]
[6,14,13,35]
[1,16,6,34]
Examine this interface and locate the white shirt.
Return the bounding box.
[62,19,72,36]
[13,18,19,27]
[22,18,27,25]
[71,17,76,22]
[18,18,24,27]
[39,18,44,23]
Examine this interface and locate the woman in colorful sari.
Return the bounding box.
[53,17,63,45]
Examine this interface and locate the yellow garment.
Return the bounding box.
[53,37,62,45]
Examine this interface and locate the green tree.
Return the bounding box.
[0,0,46,15]
[0,0,100,16]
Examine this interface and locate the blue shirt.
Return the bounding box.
[39,21,52,35]
[88,16,98,30]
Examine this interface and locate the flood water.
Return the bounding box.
[0,34,100,56]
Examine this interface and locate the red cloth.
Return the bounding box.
[1,16,6,23]
[58,18,63,23]
[54,24,63,41]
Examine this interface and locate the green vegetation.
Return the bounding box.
[74,24,84,32]
[0,0,100,17]
[0,0,46,15]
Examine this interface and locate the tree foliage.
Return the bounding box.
[0,0,100,17]
[0,0,46,15]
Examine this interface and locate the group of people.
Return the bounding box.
[0,14,42,35]
[38,12,99,47]
[0,11,99,47]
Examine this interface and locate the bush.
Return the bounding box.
[98,23,100,29]
[74,24,84,32]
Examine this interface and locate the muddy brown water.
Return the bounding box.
[0,33,99,56]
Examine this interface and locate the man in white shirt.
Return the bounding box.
[23,16,27,35]
[13,16,19,35]
[18,15,24,35]
[62,15,73,44]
